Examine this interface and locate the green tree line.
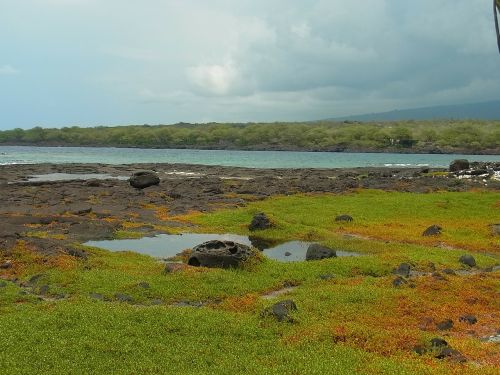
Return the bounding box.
[0,120,498,153]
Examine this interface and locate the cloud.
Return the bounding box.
[0,65,19,75]
[187,59,240,96]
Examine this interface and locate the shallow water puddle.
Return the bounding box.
[84,233,361,262]
[26,173,129,182]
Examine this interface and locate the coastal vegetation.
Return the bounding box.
[1,190,499,374]
[1,120,499,154]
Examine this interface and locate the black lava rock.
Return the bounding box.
[261,300,297,322]
[449,159,470,172]
[392,276,408,288]
[249,213,273,231]
[129,171,160,189]
[335,214,353,222]
[436,319,454,331]
[187,240,257,269]
[459,315,477,325]
[459,254,476,267]
[422,225,442,236]
[305,244,337,261]
[394,263,411,278]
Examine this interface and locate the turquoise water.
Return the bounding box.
[0,146,498,168]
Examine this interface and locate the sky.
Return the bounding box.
[1,0,500,129]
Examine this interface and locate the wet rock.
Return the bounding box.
[305,244,337,261]
[449,159,469,172]
[261,300,297,322]
[459,315,477,325]
[115,293,133,303]
[137,282,150,289]
[249,213,273,231]
[436,319,454,331]
[459,254,476,267]
[394,263,411,277]
[335,214,353,222]
[284,252,291,257]
[129,171,160,189]
[392,276,408,288]
[187,240,256,269]
[422,225,442,236]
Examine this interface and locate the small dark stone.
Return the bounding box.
[435,347,467,363]
[432,272,447,281]
[138,282,150,289]
[430,338,448,348]
[129,171,160,189]
[442,268,456,275]
[436,319,454,331]
[413,345,427,355]
[422,225,442,236]
[0,260,12,269]
[85,179,101,187]
[115,293,133,303]
[261,300,297,322]
[249,213,273,231]
[459,315,477,325]
[394,263,411,277]
[319,274,335,280]
[335,214,353,222]
[67,248,87,259]
[284,252,291,257]
[305,244,336,261]
[392,276,407,288]
[449,159,469,172]
[28,274,44,285]
[38,285,49,295]
[459,254,476,267]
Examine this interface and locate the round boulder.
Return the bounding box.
[187,240,257,269]
[459,254,476,267]
[449,159,469,172]
[249,213,273,231]
[129,171,160,189]
[306,244,337,261]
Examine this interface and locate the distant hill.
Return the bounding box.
[332,100,500,121]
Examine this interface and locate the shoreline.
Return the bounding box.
[1,143,499,156]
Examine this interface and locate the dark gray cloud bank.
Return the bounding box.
[0,0,499,129]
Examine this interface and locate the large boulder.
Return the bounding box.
[129,171,160,189]
[449,159,469,172]
[306,244,337,261]
[249,213,273,231]
[187,240,256,269]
